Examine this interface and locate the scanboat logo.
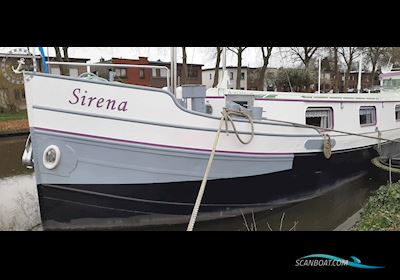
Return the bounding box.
[295,254,384,269]
[1,48,36,84]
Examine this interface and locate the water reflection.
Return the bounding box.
[0,135,32,178]
[0,135,393,231]
[0,174,41,230]
[133,173,388,231]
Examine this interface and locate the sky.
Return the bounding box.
[0,47,297,69]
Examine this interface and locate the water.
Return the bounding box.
[0,136,41,230]
[0,135,391,231]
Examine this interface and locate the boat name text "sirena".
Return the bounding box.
[69,88,128,112]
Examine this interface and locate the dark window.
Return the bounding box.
[233,101,248,108]
[209,73,212,80]
[230,72,234,80]
[306,107,333,129]
[396,105,400,121]
[139,69,145,79]
[188,69,198,78]
[241,72,245,80]
[359,106,376,126]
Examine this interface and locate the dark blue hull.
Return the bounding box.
[37,147,391,230]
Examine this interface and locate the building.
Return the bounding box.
[93,57,203,88]
[202,66,278,91]
[149,59,203,88]
[44,56,90,77]
[202,66,248,90]
[314,70,380,93]
[92,57,151,86]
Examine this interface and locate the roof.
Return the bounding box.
[149,59,203,66]
[45,56,90,62]
[202,66,277,71]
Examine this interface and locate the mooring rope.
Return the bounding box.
[187,108,255,231]
[371,157,400,174]
[187,112,400,230]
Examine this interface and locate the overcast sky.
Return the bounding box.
[1,47,298,68]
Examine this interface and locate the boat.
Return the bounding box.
[20,48,400,230]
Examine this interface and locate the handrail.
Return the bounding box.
[45,61,171,91]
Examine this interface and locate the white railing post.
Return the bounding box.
[318,56,321,93]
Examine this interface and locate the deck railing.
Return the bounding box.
[44,61,171,91]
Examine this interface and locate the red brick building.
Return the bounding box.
[93,57,203,88]
[93,57,151,86]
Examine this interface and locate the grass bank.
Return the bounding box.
[0,110,27,122]
[0,110,29,135]
[352,181,400,231]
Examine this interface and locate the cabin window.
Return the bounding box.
[359,106,376,126]
[383,78,400,89]
[396,105,400,121]
[230,72,234,80]
[305,107,333,129]
[241,72,245,80]
[209,73,212,80]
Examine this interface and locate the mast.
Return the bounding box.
[318,56,321,93]
[222,47,226,74]
[357,54,363,93]
[216,47,228,90]
[170,47,177,95]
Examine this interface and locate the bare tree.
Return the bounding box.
[385,47,400,68]
[62,47,69,62]
[339,47,363,92]
[332,47,339,92]
[258,47,273,90]
[227,47,248,89]
[324,47,340,92]
[54,47,69,75]
[181,47,188,85]
[212,47,223,88]
[365,47,387,87]
[288,47,320,68]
